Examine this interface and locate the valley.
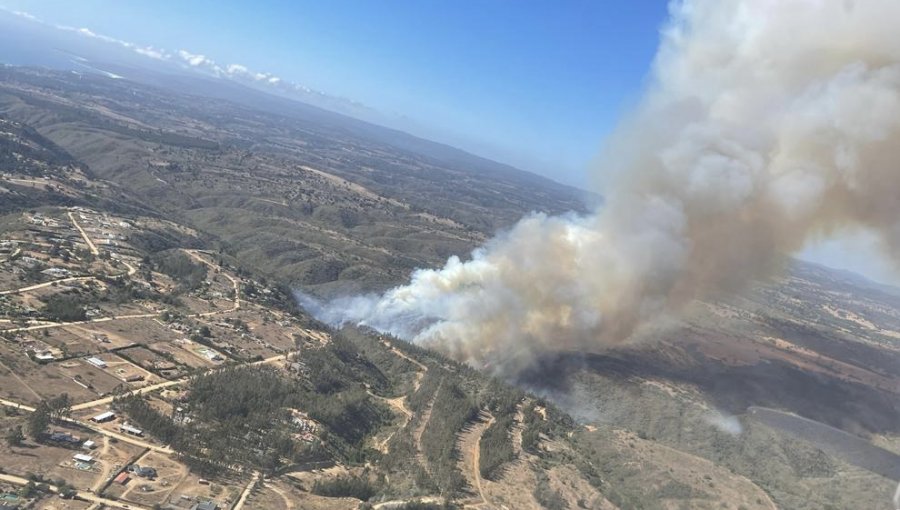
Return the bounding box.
[0,65,898,509]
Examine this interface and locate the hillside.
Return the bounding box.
[0,65,899,510]
[0,66,586,294]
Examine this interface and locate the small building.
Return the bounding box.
[129,465,157,479]
[114,472,130,485]
[82,440,96,449]
[34,351,55,362]
[119,423,143,436]
[49,432,80,444]
[86,357,107,369]
[73,453,93,463]
[191,501,218,510]
[41,267,70,278]
[124,374,145,383]
[91,411,115,423]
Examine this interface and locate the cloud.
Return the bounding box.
[2,7,375,123]
[135,46,168,60]
[225,63,248,75]
[12,10,38,21]
[178,49,212,67]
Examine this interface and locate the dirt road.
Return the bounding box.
[233,471,261,510]
[68,210,99,255]
[0,275,95,295]
[185,249,241,312]
[459,411,495,508]
[0,472,151,510]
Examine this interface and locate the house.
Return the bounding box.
[34,351,55,362]
[124,374,145,383]
[114,472,130,485]
[49,431,80,444]
[86,357,107,369]
[41,267,70,278]
[191,501,218,510]
[82,440,96,449]
[73,453,94,463]
[91,411,115,423]
[199,348,223,362]
[129,465,157,479]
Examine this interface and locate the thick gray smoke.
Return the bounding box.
[305,0,900,372]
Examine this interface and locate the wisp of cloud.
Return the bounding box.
[303,0,900,373]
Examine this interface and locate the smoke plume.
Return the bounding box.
[305,0,900,372]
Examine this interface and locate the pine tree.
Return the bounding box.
[5,425,25,446]
[27,401,51,439]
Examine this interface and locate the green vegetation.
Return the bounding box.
[533,470,567,510]
[2,65,895,510]
[42,294,87,322]
[311,475,379,501]
[5,425,24,446]
[420,377,477,495]
[25,395,72,441]
[476,381,521,480]
[26,402,50,439]
[478,415,515,480]
[116,353,391,475]
[392,503,459,510]
[151,250,207,292]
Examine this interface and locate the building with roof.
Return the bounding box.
[129,464,157,479]
[86,357,107,369]
[91,411,115,423]
[119,423,143,436]
[49,431,80,444]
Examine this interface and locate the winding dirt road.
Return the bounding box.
[458,411,495,509]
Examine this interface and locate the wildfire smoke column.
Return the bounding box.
[307,0,900,373]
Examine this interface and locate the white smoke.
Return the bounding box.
[305,0,900,372]
[704,410,744,436]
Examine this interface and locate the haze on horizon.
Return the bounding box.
[1,0,898,286]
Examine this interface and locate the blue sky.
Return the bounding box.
[4,1,895,284]
[0,0,669,187]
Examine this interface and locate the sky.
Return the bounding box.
[1,0,897,285]
[0,0,669,188]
